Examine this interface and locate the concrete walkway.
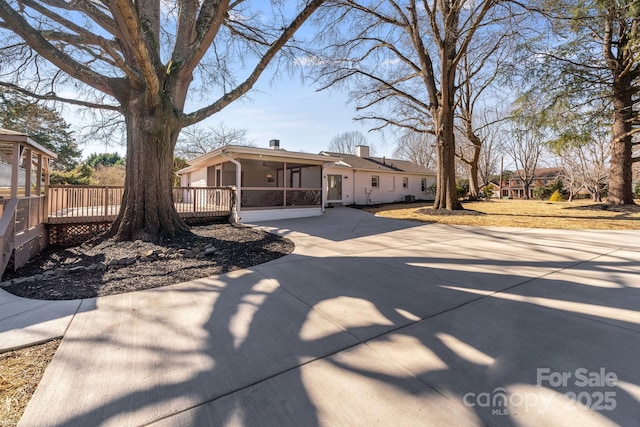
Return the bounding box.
[6,207,640,426]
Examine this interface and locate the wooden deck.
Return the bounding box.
[46,186,234,224]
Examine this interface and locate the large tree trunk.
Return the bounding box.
[107,93,189,241]
[433,105,463,210]
[608,76,635,205]
[466,144,481,200]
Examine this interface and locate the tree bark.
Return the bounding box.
[107,92,189,241]
[608,76,635,205]
[464,136,481,200]
[433,105,462,210]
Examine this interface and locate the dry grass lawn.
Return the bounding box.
[0,340,60,427]
[366,199,640,230]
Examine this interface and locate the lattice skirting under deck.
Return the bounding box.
[48,223,112,246]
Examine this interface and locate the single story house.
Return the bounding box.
[177,142,435,223]
[321,145,436,205]
[177,141,341,223]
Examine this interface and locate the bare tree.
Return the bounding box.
[456,109,506,196]
[393,131,436,170]
[0,0,324,240]
[314,0,523,210]
[476,120,504,188]
[454,28,513,200]
[505,127,544,200]
[327,131,369,154]
[560,141,610,202]
[176,122,254,159]
[552,113,611,202]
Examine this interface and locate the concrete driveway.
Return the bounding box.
[17,207,640,426]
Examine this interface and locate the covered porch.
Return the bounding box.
[179,145,341,223]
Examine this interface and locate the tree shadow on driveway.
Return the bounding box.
[19,225,640,426]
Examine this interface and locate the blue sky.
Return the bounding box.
[79,74,394,159]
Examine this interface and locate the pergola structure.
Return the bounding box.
[0,128,57,276]
[0,128,57,198]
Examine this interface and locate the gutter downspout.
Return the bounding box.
[222,154,242,223]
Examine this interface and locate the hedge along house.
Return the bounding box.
[321,145,436,205]
[177,141,342,223]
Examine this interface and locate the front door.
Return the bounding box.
[327,174,342,201]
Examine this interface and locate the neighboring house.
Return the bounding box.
[177,140,341,223]
[503,167,563,199]
[177,142,435,223]
[321,145,436,205]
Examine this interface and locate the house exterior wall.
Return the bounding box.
[238,207,322,223]
[189,168,208,187]
[324,166,434,205]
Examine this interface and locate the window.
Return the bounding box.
[371,175,379,188]
[421,178,427,192]
[403,177,408,188]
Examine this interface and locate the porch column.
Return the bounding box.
[11,143,20,199]
[223,156,242,222]
[24,149,32,197]
[35,154,43,195]
[321,164,328,212]
[283,161,287,207]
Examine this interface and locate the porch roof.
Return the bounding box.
[178,145,342,174]
[0,128,58,160]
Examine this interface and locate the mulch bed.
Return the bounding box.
[1,224,294,300]
[415,207,486,216]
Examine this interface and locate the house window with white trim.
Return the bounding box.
[421,178,427,191]
[402,177,408,188]
[371,175,379,188]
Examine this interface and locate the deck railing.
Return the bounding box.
[47,185,124,223]
[172,186,234,218]
[47,185,234,224]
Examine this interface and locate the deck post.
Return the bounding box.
[104,186,109,221]
[24,149,32,197]
[11,143,20,199]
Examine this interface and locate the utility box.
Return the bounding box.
[405,195,415,203]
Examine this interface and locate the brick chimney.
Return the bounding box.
[355,145,369,158]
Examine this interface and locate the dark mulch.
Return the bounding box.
[1,224,294,301]
[415,207,486,216]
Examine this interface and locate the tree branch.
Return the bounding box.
[0,81,120,111]
[181,0,324,126]
[0,0,115,95]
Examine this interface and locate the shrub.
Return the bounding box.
[549,189,564,202]
[456,179,469,197]
[481,185,494,199]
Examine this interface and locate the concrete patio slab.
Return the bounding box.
[363,292,639,427]
[0,290,82,352]
[15,207,640,426]
[150,338,481,427]
[20,270,359,427]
